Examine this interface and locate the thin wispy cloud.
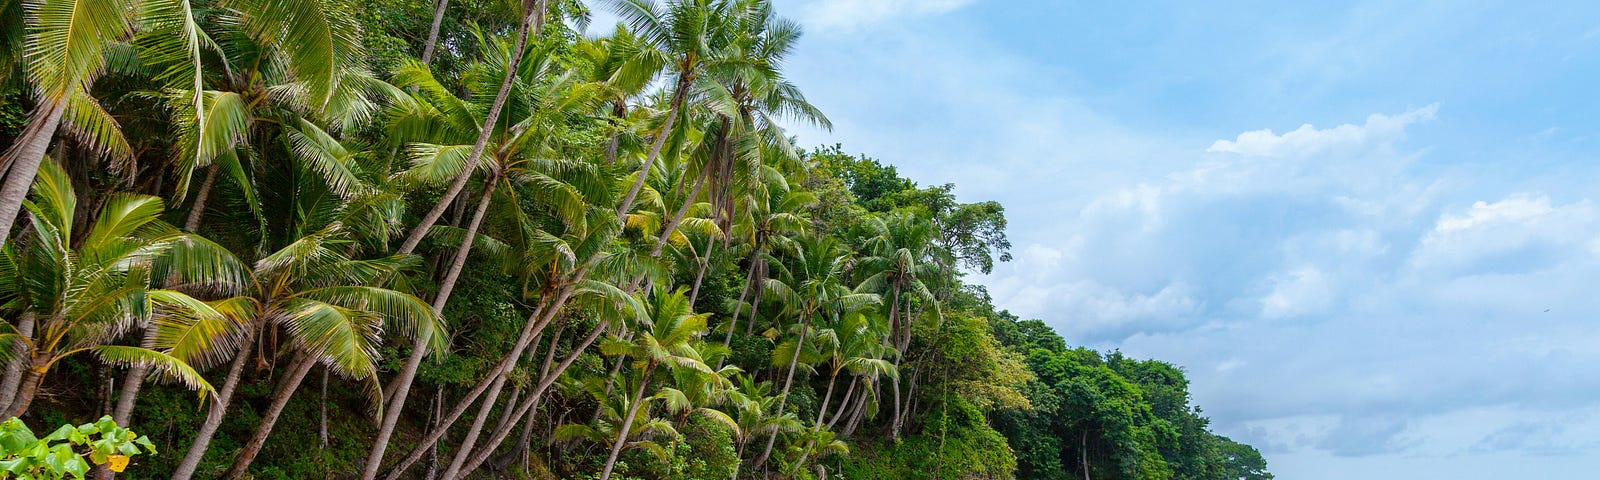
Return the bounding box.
[798,0,976,30]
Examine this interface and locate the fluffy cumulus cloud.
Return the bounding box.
[967,105,1600,471]
[797,0,975,30]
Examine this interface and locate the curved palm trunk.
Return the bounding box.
[395,1,545,257]
[688,238,715,306]
[814,370,839,426]
[183,165,219,232]
[826,377,857,430]
[451,322,605,479]
[0,102,66,248]
[171,326,257,480]
[6,353,48,418]
[419,0,449,64]
[650,160,713,257]
[717,257,758,369]
[616,78,690,221]
[381,284,575,480]
[754,313,814,468]
[0,312,37,414]
[603,101,626,164]
[745,261,766,335]
[363,181,495,480]
[598,362,656,480]
[222,354,318,479]
[109,324,162,426]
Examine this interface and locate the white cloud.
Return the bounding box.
[798,0,975,30]
[1260,267,1334,318]
[1206,104,1438,158]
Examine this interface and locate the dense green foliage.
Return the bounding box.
[0,0,1269,478]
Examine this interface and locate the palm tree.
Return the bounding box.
[812,311,896,428]
[169,228,446,480]
[855,211,943,437]
[720,177,811,357]
[0,158,246,418]
[604,0,746,220]
[362,37,596,478]
[753,235,877,467]
[724,375,799,479]
[595,287,712,480]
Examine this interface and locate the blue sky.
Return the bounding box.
[589,1,1600,478]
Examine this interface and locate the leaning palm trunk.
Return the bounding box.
[109,325,162,425]
[650,160,713,256]
[616,78,690,220]
[450,322,606,479]
[364,181,495,480]
[0,312,37,414]
[367,2,550,473]
[754,313,815,468]
[171,325,258,480]
[222,354,318,479]
[183,165,219,231]
[826,377,858,430]
[419,0,449,64]
[688,239,715,306]
[381,283,577,480]
[0,103,66,248]
[393,1,546,257]
[598,361,656,480]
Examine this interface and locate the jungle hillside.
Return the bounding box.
[0,0,1270,478]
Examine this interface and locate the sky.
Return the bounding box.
[586,2,1600,478]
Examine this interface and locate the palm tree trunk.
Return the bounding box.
[6,353,47,418]
[109,324,161,426]
[754,314,813,468]
[183,165,219,231]
[0,101,66,248]
[395,0,545,256]
[826,377,856,430]
[814,371,839,426]
[650,160,713,257]
[451,322,606,479]
[598,362,656,480]
[688,238,715,306]
[383,283,575,480]
[424,386,443,480]
[745,261,765,335]
[223,354,317,479]
[616,78,690,221]
[603,101,626,164]
[0,312,37,414]
[171,326,257,480]
[720,257,758,359]
[419,0,449,64]
[1081,429,1090,480]
[319,367,329,450]
[364,181,496,480]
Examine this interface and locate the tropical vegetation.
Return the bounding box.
[0,0,1270,478]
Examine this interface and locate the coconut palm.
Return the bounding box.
[167,226,446,480]
[725,375,799,479]
[0,158,248,418]
[594,287,712,480]
[753,235,878,467]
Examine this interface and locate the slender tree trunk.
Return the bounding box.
[452,321,606,479]
[222,354,317,479]
[603,101,626,164]
[720,257,758,363]
[109,323,161,433]
[319,367,330,450]
[383,283,575,480]
[419,0,449,64]
[0,102,65,248]
[598,363,655,480]
[650,160,713,256]
[1081,430,1090,480]
[888,356,903,440]
[754,313,813,468]
[729,442,745,480]
[171,325,257,480]
[616,78,690,221]
[364,181,496,480]
[826,377,856,430]
[688,238,715,306]
[814,371,838,426]
[0,312,37,414]
[424,386,442,480]
[183,165,219,231]
[6,354,45,418]
[745,261,765,335]
[395,1,545,257]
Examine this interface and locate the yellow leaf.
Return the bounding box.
[108,455,129,472]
